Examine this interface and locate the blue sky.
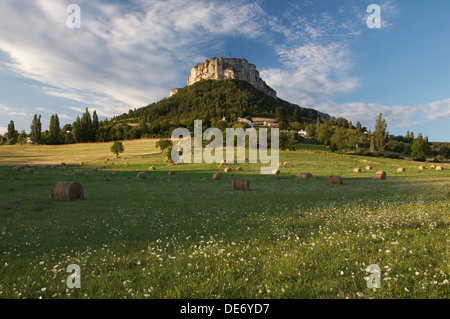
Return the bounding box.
[0,0,449,141]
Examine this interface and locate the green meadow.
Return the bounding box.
[0,140,449,299]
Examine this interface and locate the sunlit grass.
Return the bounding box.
[0,142,448,299]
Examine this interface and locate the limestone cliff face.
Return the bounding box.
[186,57,277,98]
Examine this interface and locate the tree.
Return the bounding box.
[7,120,18,144]
[30,114,42,144]
[110,141,124,158]
[373,113,388,155]
[275,107,287,124]
[411,135,429,161]
[293,108,302,123]
[156,139,173,153]
[48,114,62,145]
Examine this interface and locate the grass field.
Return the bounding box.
[0,140,449,299]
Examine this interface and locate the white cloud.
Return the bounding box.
[424,98,450,120]
[261,42,359,107]
[0,105,32,117]
[0,0,268,116]
[0,126,6,135]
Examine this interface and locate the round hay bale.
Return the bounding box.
[12,166,21,171]
[218,164,223,169]
[137,172,146,180]
[61,162,66,167]
[244,157,249,162]
[74,170,84,176]
[80,162,84,165]
[108,170,117,176]
[430,165,436,170]
[296,172,312,179]
[436,166,444,171]
[284,162,289,166]
[51,181,84,201]
[168,170,176,176]
[91,167,98,172]
[353,168,361,173]
[23,168,34,174]
[397,167,406,173]
[212,173,224,180]
[278,163,283,168]
[236,167,242,171]
[224,167,232,173]
[272,169,280,175]
[365,166,372,171]
[106,159,110,161]
[148,166,156,171]
[126,162,129,165]
[232,178,250,191]
[374,171,387,180]
[328,175,343,186]
[418,165,426,170]
[221,159,227,165]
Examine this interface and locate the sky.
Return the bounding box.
[0,0,449,142]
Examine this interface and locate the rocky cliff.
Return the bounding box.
[185,57,277,99]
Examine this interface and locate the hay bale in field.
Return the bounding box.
[353,168,361,173]
[61,162,66,166]
[218,164,223,169]
[272,169,280,175]
[430,165,436,170]
[365,166,372,171]
[236,167,242,171]
[213,173,224,180]
[328,175,343,186]
[23,168,34,174]
[296,172,312,179]
[80,162,84,165]
[137,172,146,179]
[91,167,98,172]
[436,166,444,171]
[284,162,289,166]
[148,166,156,171]
[224,167,232,173]
[108,170,117,176]
[232,178,249,191]
[244,157,249,162]
[278,163,283,168]
[397,167,406,173]
[12,166,22,171]
[168,170,176,176]
[221,159,227,164]
[418,165,426,170]
[50,181,84,201]
[374,171,387,180]
[74,170,84,176]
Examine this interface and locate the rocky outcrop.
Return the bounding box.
[186,57,277,98]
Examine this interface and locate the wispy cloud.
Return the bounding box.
[423,98,450,120]
[0,0,268,116]
[0,104,32,117]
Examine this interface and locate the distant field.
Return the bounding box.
[0,140,449,299]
